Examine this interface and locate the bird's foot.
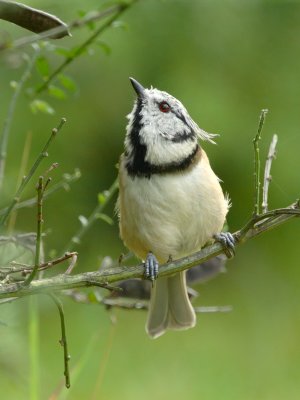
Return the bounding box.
[144,252,159,285]
[214,232,235,258]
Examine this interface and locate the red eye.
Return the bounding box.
[159,101,170,113]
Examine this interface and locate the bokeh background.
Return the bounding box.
[0,0,300,399]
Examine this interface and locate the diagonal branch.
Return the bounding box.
[0,202,298,300]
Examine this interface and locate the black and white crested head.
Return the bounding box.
[124,78,217,178]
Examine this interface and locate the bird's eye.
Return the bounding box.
[159,101,170,113]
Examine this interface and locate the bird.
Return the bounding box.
[117,77,234,339]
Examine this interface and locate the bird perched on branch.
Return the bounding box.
[117,78,234,338]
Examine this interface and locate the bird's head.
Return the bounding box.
[124,78,216,177]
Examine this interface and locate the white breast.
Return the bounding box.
[118,151,229,263]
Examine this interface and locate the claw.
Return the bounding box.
[214,232,235,258]
[144,252,159,284]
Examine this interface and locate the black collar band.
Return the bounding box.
[126,144,200,179]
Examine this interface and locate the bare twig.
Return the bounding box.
[62,178,118,253]
[0,252,78,275]
[48,293,71,389]
[64,253,77,275]
[0,118,66,227]
[23,176,44,286]
[262,134,278,213]
[253,109,268,216]
[0,49,38,189]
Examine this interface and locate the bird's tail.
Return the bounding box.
[146,271,196,339]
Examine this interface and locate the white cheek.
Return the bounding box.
[141,125,196,165]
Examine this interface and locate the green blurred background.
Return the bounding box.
[1,0,300,399]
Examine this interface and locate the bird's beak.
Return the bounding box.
[129,77,145,98]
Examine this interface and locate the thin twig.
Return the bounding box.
[48,293,71,389]
[0,50,38,189]
[0,252,78,275]
[35,2,136,94]
[262,134,278,213]
[23,176,43,286]
[0,118,66,227]
[64,253,77,275]
[62,178,118,253]
[253,109,268,216]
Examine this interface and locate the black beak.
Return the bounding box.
[129,77,145,98]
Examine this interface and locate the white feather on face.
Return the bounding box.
[125,87,217,169]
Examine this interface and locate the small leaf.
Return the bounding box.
[77,10,87,18]
[35,55,50,78]
[96,213,114,225]
[10,80,18,89]
[58,74,77,92]
[30,99,55,115]
[48,85,66,99]
[112,20,128,30]
[98,192,107,205]
[96,41,111,56]
[78,215,88,227]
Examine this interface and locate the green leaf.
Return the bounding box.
[10,81,18,90]
[96,213,114,225]
[30,99,55,115]
[96,41,111,56]
[35,55,50,78]
[98,192,107,205]
[58,74,77,92]
[48,85,66,100]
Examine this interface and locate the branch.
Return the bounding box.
[0,202,298,300]
[23,176,44,286]
[253,109,268,216]
[48,293,71,389]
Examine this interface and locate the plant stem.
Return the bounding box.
[253,109,268,216]
[0,118,66,227]
[62,178,118,253]
[23,176,43,286]
[29,296,39,400]
[262,134,278,213]
[35,2,136,94]
[0,51,38,189]
[48,293,71,389]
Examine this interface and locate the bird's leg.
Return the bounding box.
[214,232,235,258]
[144,251,159,285]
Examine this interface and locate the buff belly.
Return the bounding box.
[118,151,229,263]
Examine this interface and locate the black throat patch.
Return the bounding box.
[125,100,200,178]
